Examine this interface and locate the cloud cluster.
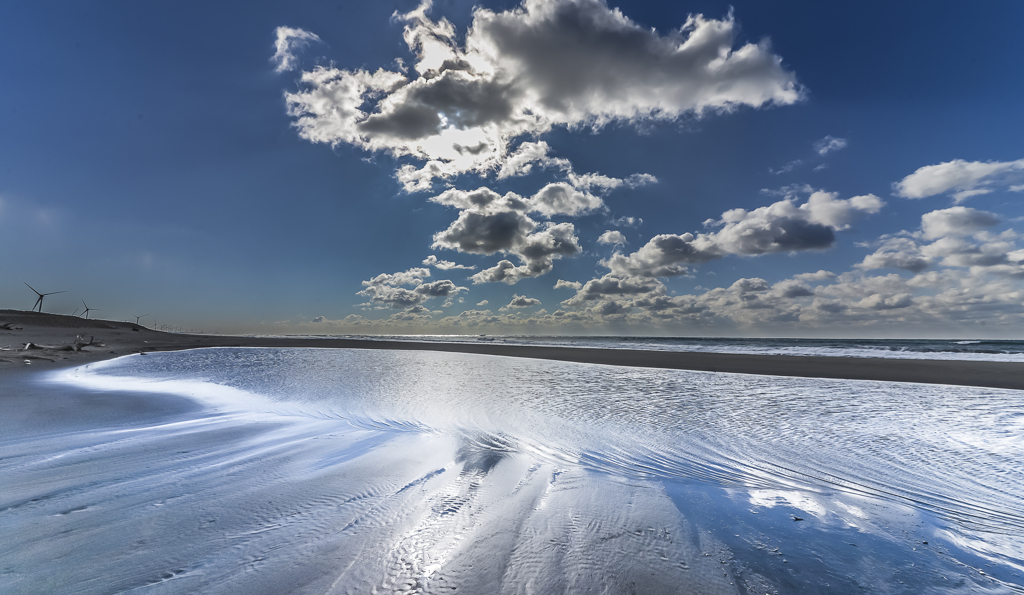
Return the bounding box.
[428,185,595,283]
[356,266,466,309]
[281,0,801,188]
[894,158,1024,202]
[547,203,1024,331]
[602,190,883,277]
[857,207,1022,277]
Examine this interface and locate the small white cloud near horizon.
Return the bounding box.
[895,158,1024,203]
[499,294,542,311]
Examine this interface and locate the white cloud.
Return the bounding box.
[813,135,847,156]
[792,270,835,281]
[597,230,627,245]
[769,159,802,175]
[499,294,542,311]
[281,0,801,187]
[271,27,322,73]
[476,299,489,306]
[356,266,467,309]
[428,184,601,284]
[554,279,583,290]
[857,207,1018,276]
[602,191,883,278]
[496,141,570,179]
[529,182,604,217]
[856,236,930,273]
[894,158,1024,202]
[422,254,476,270]
[920,206,1000,240]
[611,215,642,227]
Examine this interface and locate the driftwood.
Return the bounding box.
[1,322,20,330]
[21,355,55,362]
[22,335,105,353]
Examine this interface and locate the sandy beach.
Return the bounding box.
[3,309,1023,390]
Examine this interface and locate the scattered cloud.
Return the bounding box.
[423,254,476,270]
[611,215,642,228]
[554,279,582,290]
[769,159,802,175]
[813,135,847,156]
[597,230,627,245]
[271,27,322,73]
[476,299,489,306]
[894,158,1024,202]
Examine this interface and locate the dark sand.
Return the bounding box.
[2,309,1023,390]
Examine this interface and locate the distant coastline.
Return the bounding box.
[3,309,1023,390]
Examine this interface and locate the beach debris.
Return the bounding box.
[21,335,104,353]
[1,322,21,330]
[22,355,54,362]
[24,282,66,313]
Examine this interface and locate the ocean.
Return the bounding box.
[333,335,1024,362]
[2,339,1023,593]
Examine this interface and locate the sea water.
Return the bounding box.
[332,335,1024,362]
[2,345,1023,593]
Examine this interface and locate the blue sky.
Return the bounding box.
[2,0,1023,336]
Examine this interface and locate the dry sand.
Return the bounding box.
[2,309,1023,389]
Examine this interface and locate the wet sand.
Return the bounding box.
[2,309,1023,389]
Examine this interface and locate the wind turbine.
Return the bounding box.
[133,314,148,325]
[80,300,98,320]
[25,283,66,313]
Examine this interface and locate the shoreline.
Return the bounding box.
[3,310,1023,390]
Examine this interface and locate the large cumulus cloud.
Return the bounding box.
[281,0,801,189]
